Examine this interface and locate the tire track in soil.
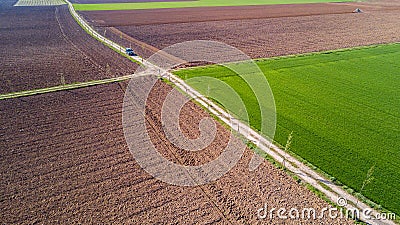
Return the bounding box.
[55,7,104,73]
[0,5,137,94]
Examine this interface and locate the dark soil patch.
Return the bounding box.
[0,5,137,94]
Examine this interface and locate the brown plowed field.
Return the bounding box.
[0,81,353,224]
[81,2,398,26]
[0,4,136,94]
[82,2,400,59]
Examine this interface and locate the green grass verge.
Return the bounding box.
[174,43,400,216]
[74,0,353,11]
[0,75,132,100]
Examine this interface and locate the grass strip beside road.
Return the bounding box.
[0,75,132,100]
[74,0,353,11]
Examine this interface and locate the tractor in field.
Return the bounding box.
[126,48,136,56]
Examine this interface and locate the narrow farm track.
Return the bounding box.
[107,27,185,64]
[0,74,134,100]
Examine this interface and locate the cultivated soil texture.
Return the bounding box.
[81,1,400,59]
[0,1,137,94]
[0,80,354,224]
[81,2,397,26]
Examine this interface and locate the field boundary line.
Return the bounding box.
[178,42,400,72]
[0,75,133,100]
[66,1,147,66]
[65,1,397,224]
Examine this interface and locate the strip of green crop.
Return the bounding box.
[0,75,132,100]
[174,43,400,216]
[74,0,352,11]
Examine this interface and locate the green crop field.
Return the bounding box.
[174,44,400,215]
[73,0,353,11]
